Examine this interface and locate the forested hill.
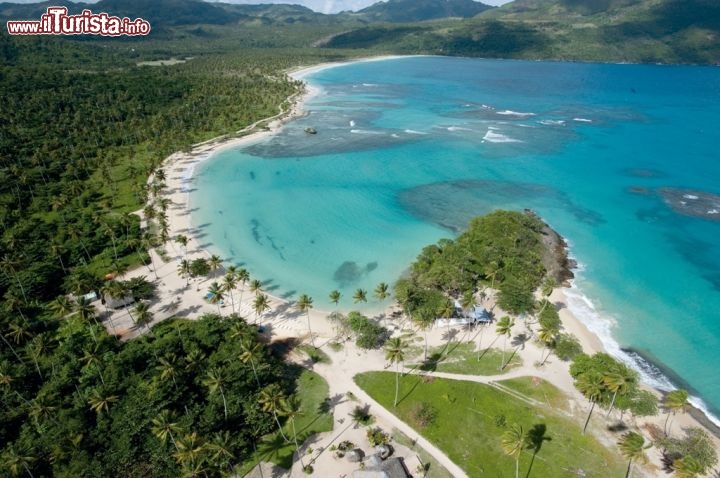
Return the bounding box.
[354,0,494,22]
[1,0,719,63]
[329,0,720,64]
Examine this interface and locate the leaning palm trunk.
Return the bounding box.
[583,400,596,434]
[291,418,304,469]
[394,361,401,407]
[273,412,290,442]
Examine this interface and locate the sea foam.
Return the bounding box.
[564,282,720,428]
[483,130,522,143]
[497,110,536,118]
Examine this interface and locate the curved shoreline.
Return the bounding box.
[142,55,720,465]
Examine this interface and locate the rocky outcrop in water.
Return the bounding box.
[659,188,720,221]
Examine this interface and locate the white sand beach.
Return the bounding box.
[103,57,720,477]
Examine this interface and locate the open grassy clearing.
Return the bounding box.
[407,341,522,376]
[355,371,626,478]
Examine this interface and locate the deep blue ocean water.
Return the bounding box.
[192,56,720,421]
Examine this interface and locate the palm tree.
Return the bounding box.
[207,430,235,472]
[672,456,703,478]
[495,316,515,370]
[484,260,501,289]
[537,323,558,366]
[296,294,315,348]
[140,232,159,280]
[80,346,105,385]
[253,293,270,323]
[663,389,689,436]
[151,409,183,451]
[280,396,305,470]
[413,308,435,361]
[203,367,229,420]
[0,254,28,303]
[603,368,635,418]
[74,296,97,323]
[29,395,56,430]
[207,282,225,316]
[178,259,191,287]
[222,273,238,314]
[208,254,222,278]
[258,384,289,442]
[501,423,527,478]
[249,279,263,296]
[173,432,206,470]
[156,354,179,388]
[353,288,368,304]
[617,431,649,478]
[374,282,389,302]
[2,442,36,478]
[240,340,263,387]
[576,371,605,434]
[175,234,189,258]
[49,295,74,318]
[87,388,119,415]
[236,268,250,305]
[385,337,408,407]
[184,349,206,374]
[329,290,341,309]
[134,301,154,331]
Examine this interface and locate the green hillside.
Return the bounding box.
[323,0,720,64]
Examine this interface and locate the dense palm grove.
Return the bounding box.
[2,314,303,477]
[0,31,348,477]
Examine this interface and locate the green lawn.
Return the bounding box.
[355,371,626,478]
[240,369,333,473]
[407,342,522,376]
[297,344,332,365]
[499,376,570,411]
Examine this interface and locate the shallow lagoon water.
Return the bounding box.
[193,57,720,420]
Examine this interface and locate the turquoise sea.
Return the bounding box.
[192,56,720,421]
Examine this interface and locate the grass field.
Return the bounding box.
[355,371,626,477]
[407,341,522,376]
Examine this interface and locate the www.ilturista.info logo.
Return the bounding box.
[7,6,151,36]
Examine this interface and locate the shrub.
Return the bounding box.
[347,311,390,349]
[554,333,582,361]
[367,427,390,446]
[350,404,373,425]
[410,402,438,428]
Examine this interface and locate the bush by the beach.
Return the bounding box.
[657,427,718,475]
[570,352,658,419]
[345,311,390,350]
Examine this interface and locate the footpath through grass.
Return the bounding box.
[355,371,626,478]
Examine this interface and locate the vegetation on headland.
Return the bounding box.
[395,210,554,319]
